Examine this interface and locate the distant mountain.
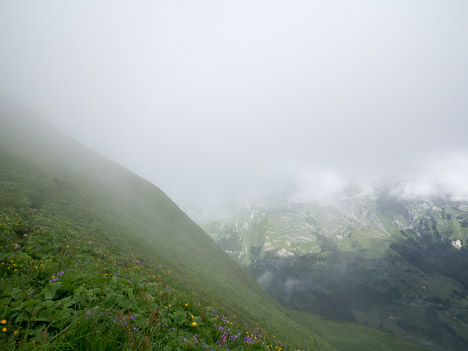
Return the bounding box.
[202,195,468,350]
[0,99,331,350]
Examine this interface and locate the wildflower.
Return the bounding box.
[185,303,188,307]
[13,330,19,335]
[191,322,197,327]
[2,327,6,332]
[1,320,6,324]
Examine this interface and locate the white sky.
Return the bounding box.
[1,1,468,212]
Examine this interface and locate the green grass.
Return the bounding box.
[286,310,427,351]
[0,207,291,350]
[0,209,296,350]
[0,104,331,350]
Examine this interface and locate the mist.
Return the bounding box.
[1,1,467,214]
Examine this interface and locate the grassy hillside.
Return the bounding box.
[287,310,425,351]
[0,101,331,350]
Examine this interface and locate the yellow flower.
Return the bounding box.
[13,330,19,335]
[2,327,6,332]
[191,322,197,327]
[168,304,172,308]
[1,320,6,324]
[184,303,188,307]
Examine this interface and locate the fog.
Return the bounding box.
[1,1,468,214]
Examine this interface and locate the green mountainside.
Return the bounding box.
[0,101,331,350]
[202,196,468,350]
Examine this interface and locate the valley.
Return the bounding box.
[202,195,468,350]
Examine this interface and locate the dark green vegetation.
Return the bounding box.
[204,198,468,350]
[0,102,331,350]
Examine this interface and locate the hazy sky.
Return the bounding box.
[1,1,468,212]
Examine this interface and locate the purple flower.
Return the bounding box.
[130,314,135,320]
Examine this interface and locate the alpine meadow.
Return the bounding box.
[1,1,468,350]
[0,101,334,350]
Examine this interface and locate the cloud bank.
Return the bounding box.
[0,1,467,212]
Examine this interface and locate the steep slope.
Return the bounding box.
[203,196,468,350]
[0,100,330,350]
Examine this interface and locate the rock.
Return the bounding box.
[451,239,462,249]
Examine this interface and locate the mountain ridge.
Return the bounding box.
[0,100,331,349]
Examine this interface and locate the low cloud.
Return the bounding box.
[1,1,467,213]
[288,169,347,203]
[388,153,468,201]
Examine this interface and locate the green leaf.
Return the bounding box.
[170,311,187,326]
[42,282,70,300]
